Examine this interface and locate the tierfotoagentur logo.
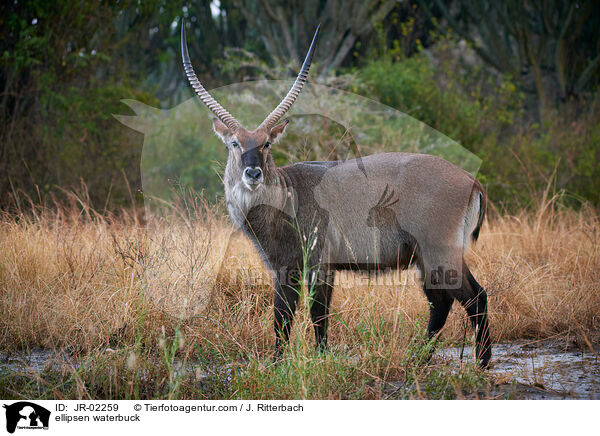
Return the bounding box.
[3,402,50,433]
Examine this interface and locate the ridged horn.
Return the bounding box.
[181,18,241,131]
[259,24,320,130]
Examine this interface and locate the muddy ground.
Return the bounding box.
[436,340,600,399]
[2,340,599,399]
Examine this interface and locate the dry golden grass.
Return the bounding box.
[1,194,599,362]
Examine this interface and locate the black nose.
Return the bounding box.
[245,167,262,181]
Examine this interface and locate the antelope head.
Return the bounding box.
[181,20,320,191]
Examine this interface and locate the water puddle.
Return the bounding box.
[437,340,600,399]
[0,348,225,386]
[0,348,63,374]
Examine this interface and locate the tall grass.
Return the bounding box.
[0,191,598,399]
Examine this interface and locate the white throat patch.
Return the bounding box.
[225,180,294,231]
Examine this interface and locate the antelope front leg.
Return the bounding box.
[309,269,334,351]
[273,270,301,357]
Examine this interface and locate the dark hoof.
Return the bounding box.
[477,347,492,369]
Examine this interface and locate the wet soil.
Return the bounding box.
[437,340,600,399]
[2,340,599,399]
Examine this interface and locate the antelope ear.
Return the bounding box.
[212,118,231,143]
[269,119,289,144]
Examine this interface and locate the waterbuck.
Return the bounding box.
[181,22,492,366]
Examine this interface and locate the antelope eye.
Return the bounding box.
[264,142,271,149]
[231,141,239,148]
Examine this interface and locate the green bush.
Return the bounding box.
[354,41,599,209]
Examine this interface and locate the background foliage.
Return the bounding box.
[1,0,599,210]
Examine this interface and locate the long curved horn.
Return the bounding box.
[181,19,241,131]
[259,24,320,130]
